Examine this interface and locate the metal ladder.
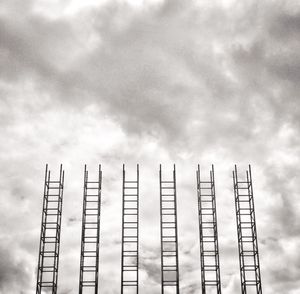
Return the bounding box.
[121,164,139,293]
[196,165,221,294]
[159,164,180,294]
[79,165,102,294]
[233,165,262,294]
[36,164,64,294]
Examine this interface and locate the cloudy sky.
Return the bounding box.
[1,0,300,293]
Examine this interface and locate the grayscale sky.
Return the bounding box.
[0,0,300,293]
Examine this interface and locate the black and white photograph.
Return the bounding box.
[0,0,299,293]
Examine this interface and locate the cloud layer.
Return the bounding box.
[0,0,300,293]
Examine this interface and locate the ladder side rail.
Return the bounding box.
[53,169,58,293]
[210,167,217,287]
[44,169,52,292]
[79,165,88,293]
[95,165,102,294]
[40,168,52,292]
[36,164,49,294]
[233,166,246,294]
[211,165,222,294]
[247,166,263,294]
[121,165,125,294]
[173,165,180,294]
[137,164,139,294]
[44,168,52,288]
[159,165,164,294]
[237,167,247,294]
[196,165,206,293]
[53,164,64,294]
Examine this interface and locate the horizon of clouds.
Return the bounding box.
[0,0,300,293]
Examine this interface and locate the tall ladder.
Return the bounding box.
[36,164,65,294]
[121,164,139,294]
[159,164,180,294]
[79,165,102,294]
[196,165,221,294]
[233,165,262,294]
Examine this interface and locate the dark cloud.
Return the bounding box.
[0,242,32,293]
[140,256,161,285]
[1,0,299,152]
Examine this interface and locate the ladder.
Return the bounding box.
[121,164,139,294]
[196,165,221,294]
[36,164,64,294]
[79,165,102,294]
[233,165,262,294]
[159,164,180,294]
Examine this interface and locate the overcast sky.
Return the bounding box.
[0,0,300,293]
